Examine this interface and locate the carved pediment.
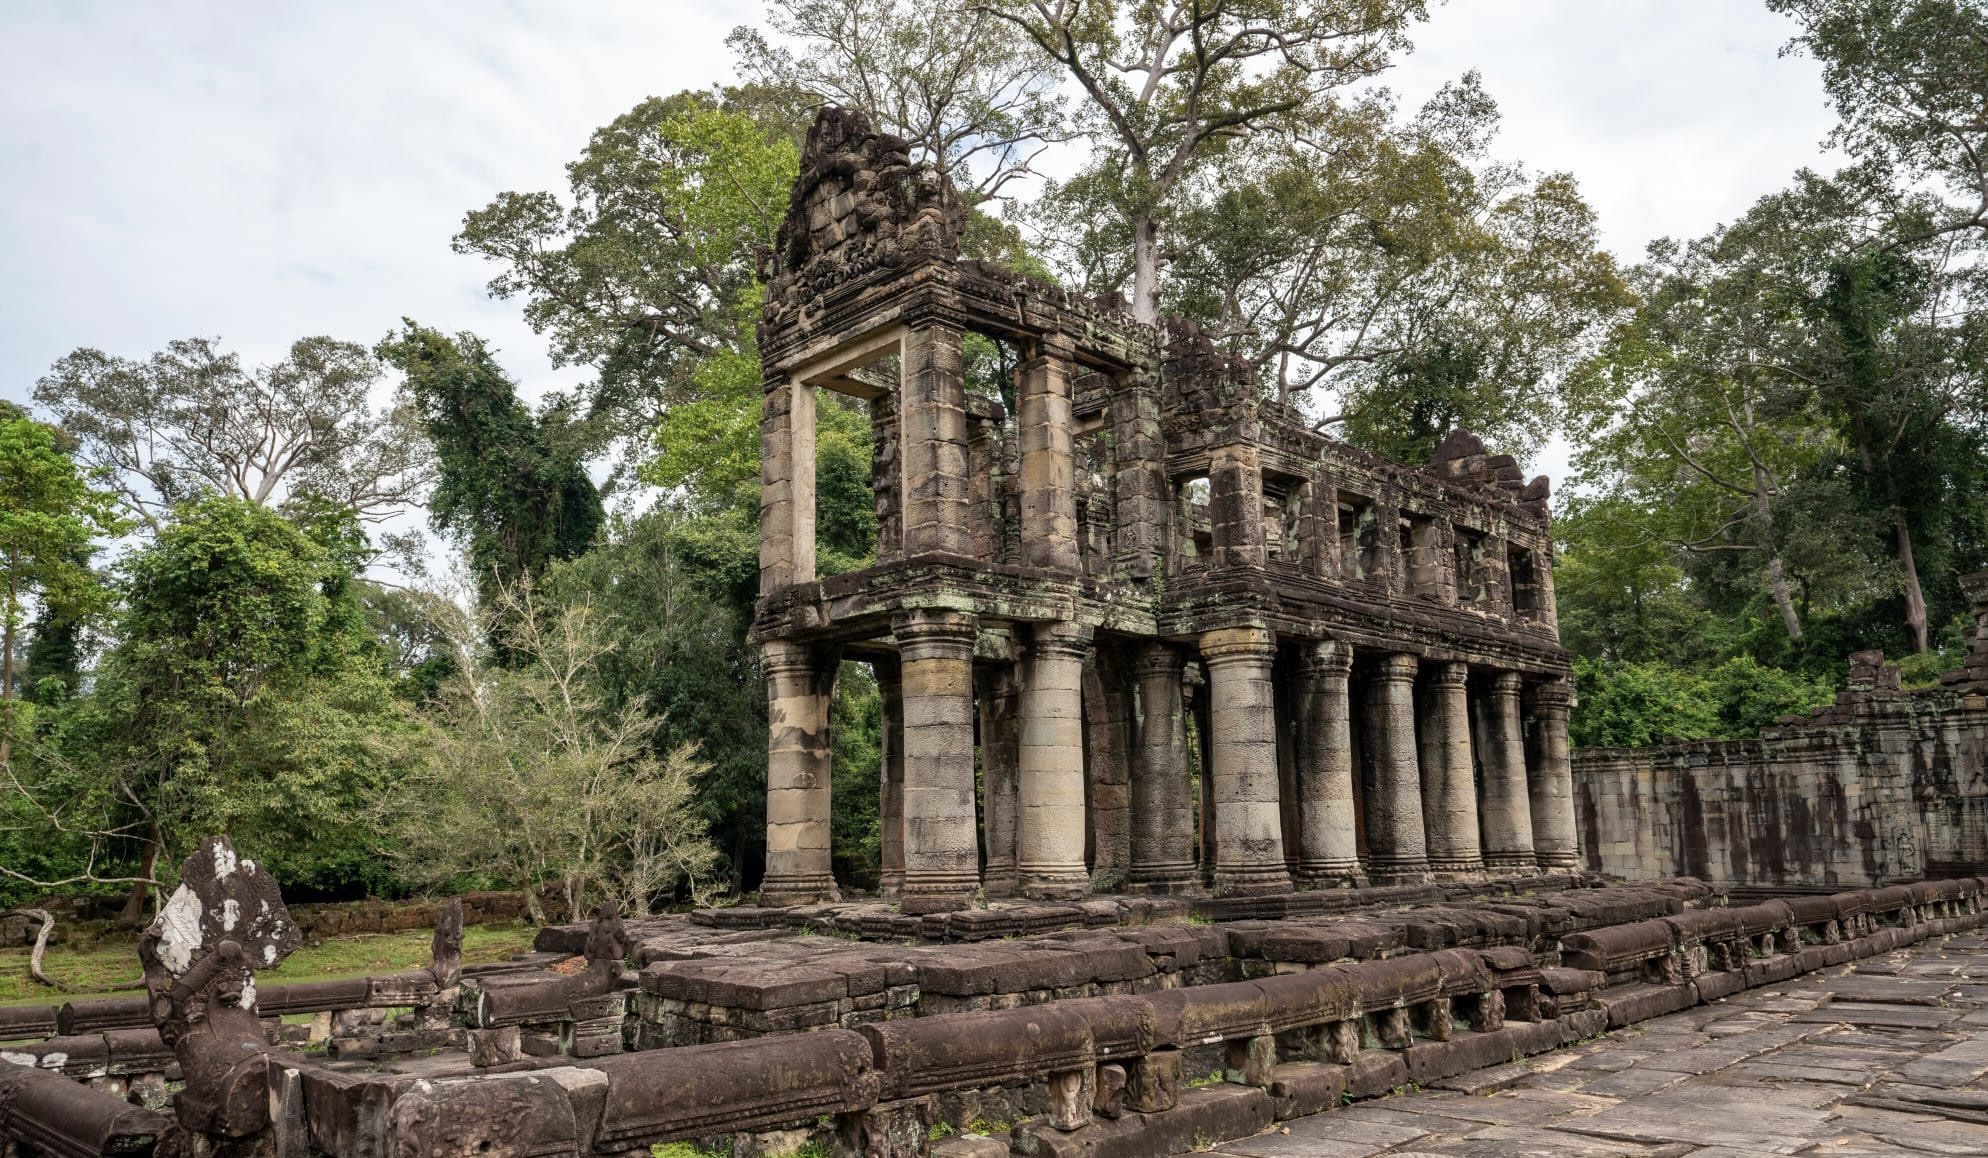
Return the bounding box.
[761,107,965,330]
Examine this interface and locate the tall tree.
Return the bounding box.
[1773,0,1988,244]
[377,323,604,606]
[17,497,405,911]
[33,337,431,535]
[984,0,1428,321]
[452,91,799,479]
[0,408,122,768]
[1161,75,1628,460]
[731,0,1069,198]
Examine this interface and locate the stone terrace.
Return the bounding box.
[1189,931,1988,1158]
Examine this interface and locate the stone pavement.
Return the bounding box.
[1186,933,1988,1157]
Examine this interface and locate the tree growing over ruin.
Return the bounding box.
[984,0,1429,322]
[730,0,1070,199]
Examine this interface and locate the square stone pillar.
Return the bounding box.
[761,639,840,905]
[876,657,905,896]
[894,609,980,912]
[1362,653,1430,883]
[1209,445,1267,571]
[1199,626,1293,896]
[899,323,972,558]
[1017,622,1094,898]
[978,663,1022,898]
[1528,676,1580,871]
[1111,369,1167,580]
[1127,642,1198,892]
[759,372,815,594]
[1478,672,1536,872]
[1418,662,1484,878]
[1293,640,1363,886]
[1018,340,1080,572]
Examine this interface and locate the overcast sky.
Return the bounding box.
[0,0,1840,485]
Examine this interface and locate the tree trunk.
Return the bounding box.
[1895,510,1930,653]
[117,838,159,927]
[4,909,71,991]
[1131,215,1161,324]
[1766,555,1804,641]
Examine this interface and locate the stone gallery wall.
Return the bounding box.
[1574,669,1988,888]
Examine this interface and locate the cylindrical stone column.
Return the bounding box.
[877,657,906,896]
[1418,662,1484,878]
[1017,622,1093,898]
[1128,642,1197,891]
[1529,676,1580,871]
[894,609,980,912]
[1294,639,1362,885]
[978,663,1021,898]
[761,639,839,905]
[1479,672,1536,872]
[1362,653,1431,884]
[1199,627,1293,896]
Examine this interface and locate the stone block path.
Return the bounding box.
[1183,934,1988,1157]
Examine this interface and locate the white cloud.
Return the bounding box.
[0,0,1845,493]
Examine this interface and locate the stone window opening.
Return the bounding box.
[1338,492,1382,581]
[1176,475,1214,568]
[1262,473,1307,567]
[1454,528,1488,607]
[1510,546,1541,620]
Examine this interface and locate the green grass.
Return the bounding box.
[0,921,540,1006]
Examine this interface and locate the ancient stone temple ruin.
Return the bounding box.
[755,108,1576,908]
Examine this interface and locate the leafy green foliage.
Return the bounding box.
[379,322,604,608]
[1570,656,1835,749]
[0,409,123,750]
[453,91,799,477]
[20,497,411,895]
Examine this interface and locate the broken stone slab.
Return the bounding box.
[0,1058,172,1157]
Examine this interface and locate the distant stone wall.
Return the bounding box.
[1574,672,1988,888]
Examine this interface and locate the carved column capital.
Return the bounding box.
[1427,660,1469,691]
[1029,620,1095,661]
[1371,653,1419,685]
[1532,675,1575,715]
[1293,638,1353,679]
[892,608,977,653]
[1131,640,1185,678]
[1198,625,1276,666]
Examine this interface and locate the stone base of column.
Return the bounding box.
[899,871,978,914]
[1534,852,1580,872]
[1426,862,1486,882]
[760,872,839,907]
[981,869,1019,899]
[1018,865,1090,900]
[1482,853,1538,874]
[1366,857,1431,886]
[1297,861,1367,889]
[1213,865,1293,897]
[1124,862,1202,895]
